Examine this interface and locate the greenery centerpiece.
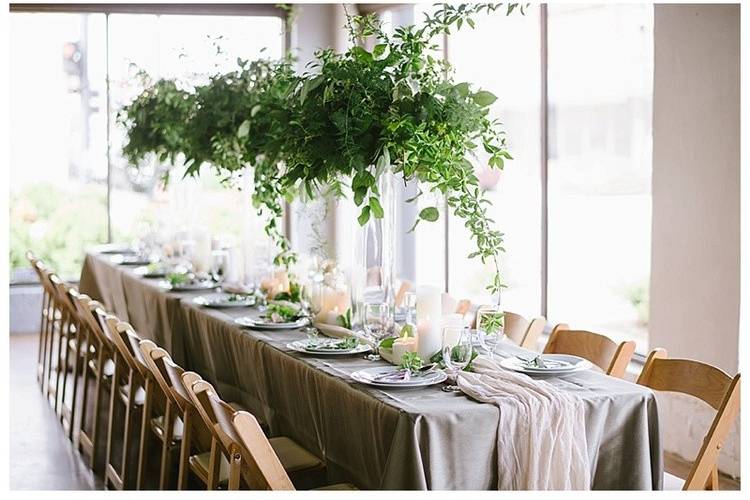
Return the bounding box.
[118,3,523,309]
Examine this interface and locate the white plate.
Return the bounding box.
[95,244,136,255]
[286,339,371,355]
[111,254,152,266]
[193,293,256,308]
[159,280,217,292]
[134,266,168,278]
[234,316,309,330]
[350,366,447,388]
[500,354,592,375]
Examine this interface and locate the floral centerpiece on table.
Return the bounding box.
[118,3,525,305]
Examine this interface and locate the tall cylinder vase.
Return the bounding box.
[351,166,397,334]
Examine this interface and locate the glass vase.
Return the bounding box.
[351,166,396,334]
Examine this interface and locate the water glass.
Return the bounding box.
[210,249,229,285]
[441,326,473,391]
[476,305,506,357]
[363,303,390,361]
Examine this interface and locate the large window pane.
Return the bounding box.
[447,6,543,316]
[9,13,108,280]
[108,14,284,246]
[547,4,653,350]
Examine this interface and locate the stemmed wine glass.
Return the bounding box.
[363,303,390,361]
[441,326,474,392]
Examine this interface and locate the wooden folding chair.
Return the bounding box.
[637,349,741,490]
[543,324,636,378]
[102,316,148,490]
[26,252,54,390]
[35,267,63,407]
[50,276,84,440]
[181,371,329,490]
[231,411,357,491]
[68,290,115,473]
[140,341,206,490]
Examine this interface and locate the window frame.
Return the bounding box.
[8,3,289,285]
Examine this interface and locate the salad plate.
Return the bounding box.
[234,316,309,330]
[193,293,256,308]
[350,366,447,388]
[286,338,371,355]
[499,354,592,375]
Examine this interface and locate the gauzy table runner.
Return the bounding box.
[80,252,663,490]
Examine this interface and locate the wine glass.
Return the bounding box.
[441,326,473,392]
[363,303,390,361]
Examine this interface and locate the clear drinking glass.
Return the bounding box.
[475,305,506,358]
[441,326,474,392]
[210,249,229,285]
[363,303,390,361]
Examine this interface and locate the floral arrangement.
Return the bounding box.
[118,3,525,301]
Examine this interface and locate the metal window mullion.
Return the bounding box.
[540,4,549,317]
[105,12,112,243]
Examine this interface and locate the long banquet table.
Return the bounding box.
[79,252,663,490]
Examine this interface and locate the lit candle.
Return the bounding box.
[392,333,418,361]
[416,285,442,359]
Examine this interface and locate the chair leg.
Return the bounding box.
[120,373,136,489]
[228,452,241,490]
[44,304,57,400]
[159,402,174,490]
[177,409,193,490]
[37,292,49,387]
[68,323,82,441]
[78,333,94,457]
[206,438,220,490]
[137,378,153,490]
[105,360,120,490]
[705,466,720,490]
[87,350,106,472]
[54,315,68,414]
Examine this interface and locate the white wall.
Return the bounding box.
[650,3,740,477]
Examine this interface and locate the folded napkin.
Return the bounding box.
[457,356,590,490]
[222,282,255,295]
[312,322,358,340]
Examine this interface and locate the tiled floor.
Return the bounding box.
[9,333,102,490]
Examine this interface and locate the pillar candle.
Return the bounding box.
[416,285,442,360]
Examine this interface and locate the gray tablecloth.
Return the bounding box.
[79,252,663,490]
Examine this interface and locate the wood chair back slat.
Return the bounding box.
[231,411,295,491]
[637,349,741,490]
[182,374,240,457]
[543,324,636,378]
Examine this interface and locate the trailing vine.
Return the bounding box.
[118,3,524,301]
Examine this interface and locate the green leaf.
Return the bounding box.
[237,120,250,138]
[419,206,440,222]
[373,43,390,61]
[358,206,371,226]
[369,197,384,218]
[472,90,497,107]
[379,337,395,349]
[454,82,470,97]
[250,104,261,117]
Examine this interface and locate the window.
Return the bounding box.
[447,5,543,317]
[547,4,653,350]
[9,7,285,281]
[9,13,109,280]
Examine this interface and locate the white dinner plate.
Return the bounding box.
[350,366,447,388]
[158,280,217,292]
[95,243,136,255]
[234,316,309,330]
[499,354,592,375]
[134,265,168,278]
[286,339,371,355]
[111,254,152,266]
[193,293,256,308]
